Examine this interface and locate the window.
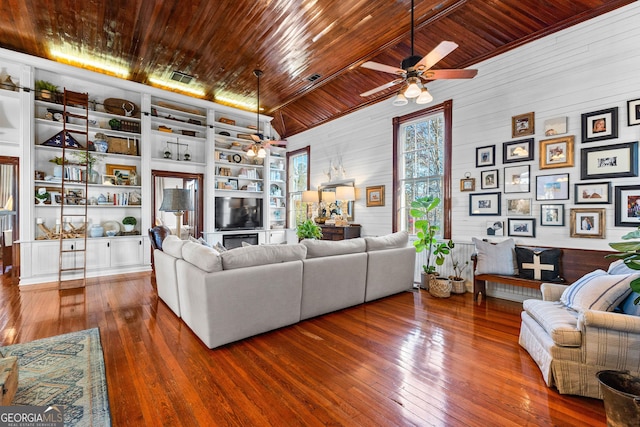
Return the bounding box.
[393,101,452,237]
[287,147,310,228]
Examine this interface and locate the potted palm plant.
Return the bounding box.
[409,195,454,290]
[449,254,469,294]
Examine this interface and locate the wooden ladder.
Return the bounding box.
[57,89,90,289]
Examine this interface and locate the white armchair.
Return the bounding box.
[519,263,640,399]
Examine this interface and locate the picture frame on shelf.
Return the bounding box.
[543,116,567,137]
[366,185,385,206]
[581,107,618,143]
[503,164,530,194]
[460,178,475,192]
[507,218,536,238]
[64,188,84,205]
[480,170,498,190]
[540,204,564,226]
[539,136,574,169]
[503,138,534,163]
[102,174,117,185]
[574,182,611,204]
[628,98,640,126]
[536,173,569,201]
[512,112,535,138]
[227,178,238,190]
[614,185,640,227]
[506,198,531,216]
[476,145,495,167]
[106,164,137,185]
[570,208,605,238]
[580,142,638,180]
[469,192,501,216]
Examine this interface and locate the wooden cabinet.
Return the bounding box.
[320,225,361,241]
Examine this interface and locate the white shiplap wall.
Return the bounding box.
[286,3,640,301]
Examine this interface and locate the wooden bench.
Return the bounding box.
[472,246,614,301]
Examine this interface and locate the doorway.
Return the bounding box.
[0,156,18,277]
[151,170,203,239]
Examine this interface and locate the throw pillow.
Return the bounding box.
[364,231,409,251]
[214,242,228,252]
[607,259,637,275]
[560,269,637,311]
[515,247,562,281]
[472,237,516,275]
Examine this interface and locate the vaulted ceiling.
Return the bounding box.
[0,0,634,137]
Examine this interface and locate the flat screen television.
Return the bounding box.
[215,197,263,231]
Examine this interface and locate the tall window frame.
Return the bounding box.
[286,146,310,228]
[393,100,452,238]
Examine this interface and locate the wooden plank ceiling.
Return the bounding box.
[0,0,634,137]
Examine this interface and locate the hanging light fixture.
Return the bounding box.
[392,92,409,106]
[415,87,433,104]
[246,69,268,158]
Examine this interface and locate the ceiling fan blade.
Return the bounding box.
[265,139,288,147]
[421,69,478,80]
[361,61,405,76]
[415,41,459,71]
[360,79,404,97]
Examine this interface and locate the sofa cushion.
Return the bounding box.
[301,238,366,258]
[182,241,223,272]
[472,237,516,275]
[221,244,307,270]
[162,235,187,259]
[607,259,637,275]
[621,293,640,316]
[522,299,581,347]
[560,269,637,312]
[365,231,409,251]
[515,247,561,281]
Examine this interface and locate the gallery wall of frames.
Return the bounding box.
[462,101,640,241]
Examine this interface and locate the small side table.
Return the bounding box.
[320,225,361,241]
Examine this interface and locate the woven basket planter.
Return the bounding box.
[450,278,466,294]
[429,277,452,298]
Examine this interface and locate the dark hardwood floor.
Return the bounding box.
[0,268,605,426]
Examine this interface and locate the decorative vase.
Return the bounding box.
[597,370,640,427]
[89,225,104,238]
[421,272,437,290]
[53,165,63,178]
[88,169,100,184]
[123,224,134,232]
[94,139,108,153]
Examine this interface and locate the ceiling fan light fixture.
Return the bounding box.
[416,87,433,104]
[247,146,257,157]
[404,80,422,98]
[392,92,409,106]
[257,147,267,158]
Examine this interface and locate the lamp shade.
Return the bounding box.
[302,190,319,203]
[336,186,355,201]
[322,191,336,203]
[392,93,408,106]
[416,88,433,104]
[404,81,421,98]
[159,188,193,212]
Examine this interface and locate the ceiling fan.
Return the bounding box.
[247,69,287,158]
[359,0,477,105]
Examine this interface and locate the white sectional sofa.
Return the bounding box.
[153,231,416,349]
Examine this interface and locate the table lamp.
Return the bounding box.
[159,188,193,238]
[302,190,319,219]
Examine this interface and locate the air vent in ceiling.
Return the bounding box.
[170,71,194,84]
[307,73,321,82]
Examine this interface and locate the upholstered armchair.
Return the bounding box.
[519,261,640,399]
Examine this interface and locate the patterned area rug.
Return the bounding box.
[0,328,111,426]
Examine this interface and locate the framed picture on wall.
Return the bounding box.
[512,112,535,138]
[615,185,640,227]
[476,145,495,167]
[574,182,611,204]
[581,107,618,143]
[628,98,640,126]
[570,208,605,238]
[536,173,569,201]
[480,169,498,189]
[506,198,531,216]
[581,142,638,180]
[539,136,574,169]
[503,164,530,194]
[469,192,501,216]
[543,116,568,136]
[540,204,564,226]
[503,138,534,163]
[366,185,385,206]
[507,218,535,238]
